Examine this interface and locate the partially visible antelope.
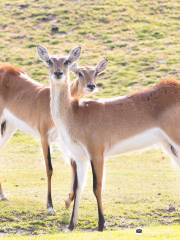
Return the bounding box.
[0,57,99,213]
[38,45,179,231]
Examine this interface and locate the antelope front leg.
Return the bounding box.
[0,183,7,201]
[91,157,105,231]
[65,160,76,209]
[41,137,55,215]
[0,120,16,201]
[68,160,89,231]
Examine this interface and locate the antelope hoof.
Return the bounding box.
[0,194,8,201]
[98,221,106,232]
[68,223,75,231]
[65,198,72,209]
[47,207,56,215]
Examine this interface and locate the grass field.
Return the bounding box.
[2,225,180,240]
[0,0,180,238]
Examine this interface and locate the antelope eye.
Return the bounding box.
[78,71,83,78]
[64,59,70,65]
[47,59,53,66]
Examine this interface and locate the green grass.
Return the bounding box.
[0,0,179,94]
[0,0,180,238]
[1,135,180,235]
[2,225,180,240]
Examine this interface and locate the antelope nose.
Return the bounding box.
[87,84,96,91]
[54,71,63,78]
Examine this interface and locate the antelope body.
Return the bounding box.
[38,45,179,231]
[0,62,98,213]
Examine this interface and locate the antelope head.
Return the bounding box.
[37,45,81,85]
[70,59,108,97]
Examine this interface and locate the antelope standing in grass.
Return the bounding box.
[0,57,100,213]
[38,45,179,231]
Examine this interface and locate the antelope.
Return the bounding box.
[38,45,179,231]
[0,58,99,213]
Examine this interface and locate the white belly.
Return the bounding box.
[3,108,39,137]
[106,128,164,157]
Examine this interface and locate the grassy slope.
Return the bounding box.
[0,0,180,237]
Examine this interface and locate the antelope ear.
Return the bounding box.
[95,58,108,74]
[67,46,81,64]
[70,63,78,73]
[37,45,50,63]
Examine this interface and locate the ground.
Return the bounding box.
[2,226,180,240]
[0,0,180,238]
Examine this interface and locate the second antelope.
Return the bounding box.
[38,45,179,231]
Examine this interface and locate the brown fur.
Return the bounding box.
[64,79,180,150]
[0,65,52,130]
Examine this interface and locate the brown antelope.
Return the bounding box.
[38,45,179,231]
[0,59,99,213]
